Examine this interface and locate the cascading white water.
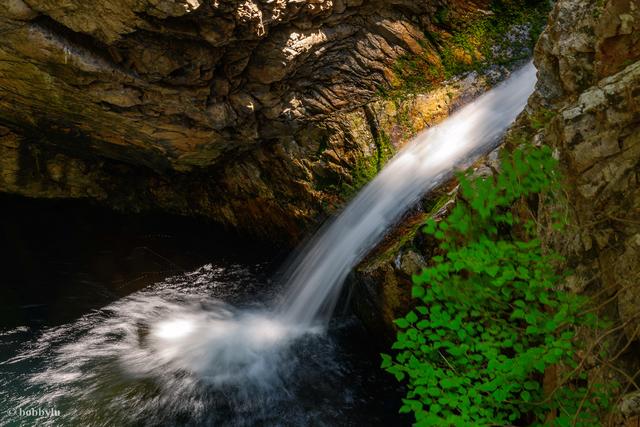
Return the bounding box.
[277,61,538,326]
[2,61,538,427]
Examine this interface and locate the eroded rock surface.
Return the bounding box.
[0,0,515,241]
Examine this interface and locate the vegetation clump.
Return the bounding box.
[385,0,550,99]
[383,145,614,425]
[339,132,395,199]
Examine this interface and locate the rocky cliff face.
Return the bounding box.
[0,0,534,242]
[532,0,640,419]
[533,0,639,335]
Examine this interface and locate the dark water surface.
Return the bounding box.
[0,196,407,426]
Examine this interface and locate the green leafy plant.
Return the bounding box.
[382,145,614,425]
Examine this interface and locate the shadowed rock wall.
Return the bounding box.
[0,0,503,242]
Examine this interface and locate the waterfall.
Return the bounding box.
[8,63,539,426]
[277,61,538,327]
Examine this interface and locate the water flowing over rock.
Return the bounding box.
[351,0,640,361]
[0,0,514,242]
[277,62,537,327]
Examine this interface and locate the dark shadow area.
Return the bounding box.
[0,194,285,329]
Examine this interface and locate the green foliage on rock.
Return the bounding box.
[382,145,614,425]
[385,0,550,99]
[340,132,395,199]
